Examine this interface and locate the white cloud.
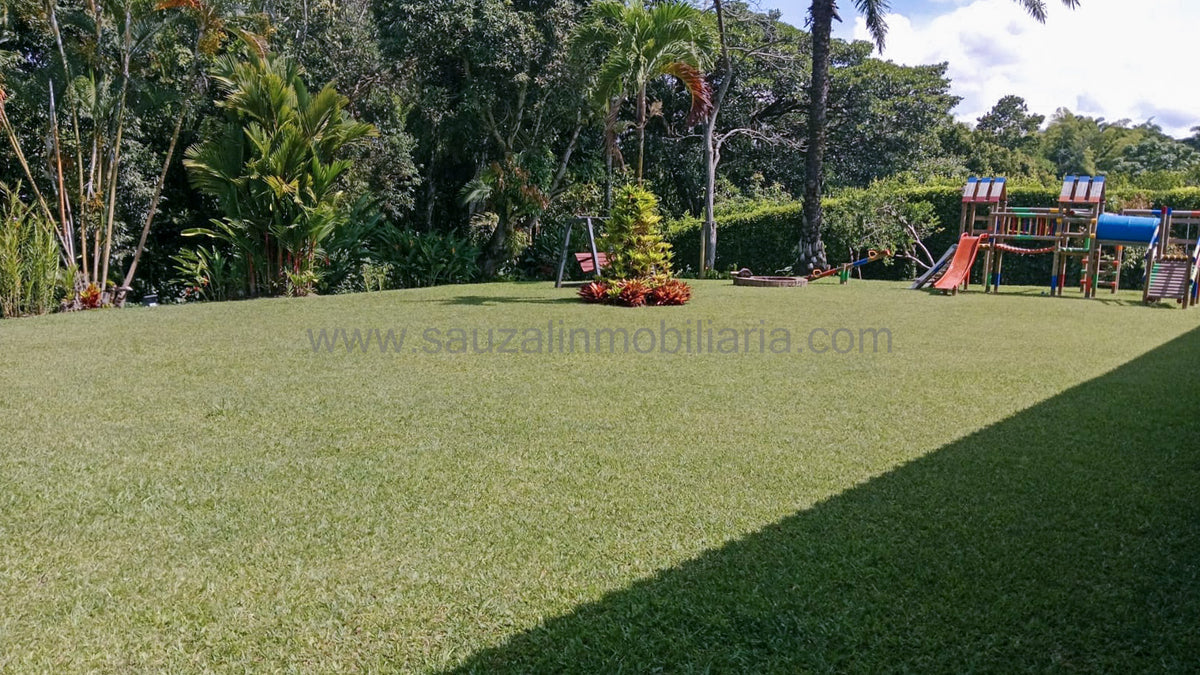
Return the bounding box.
[851,0,1200,137]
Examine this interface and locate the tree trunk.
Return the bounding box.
[636,84,647,183]
[800,0,833,273]
[48,85,74,263]
[604,143,614,213]
[424,145,436,232]
[116,99,189,305]
[702,122,717,274]
[99,2,134,291]
[480,216,514,279]
[702,0,733,275]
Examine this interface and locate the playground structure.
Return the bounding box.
[919,176,1200,307]
[1127,208,1200,307]
[730,244,892,288]
[806,248,892,284]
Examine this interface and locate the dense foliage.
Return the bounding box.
[183,45,375,296]
[601,184,674,279]
[0,183,62,317]
[2,0,1199,313]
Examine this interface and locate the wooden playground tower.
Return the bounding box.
[946,176,1200,306]
[956,176,1105,296]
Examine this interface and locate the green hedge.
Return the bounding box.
[668,186,1200,287]
[667,203,803,276]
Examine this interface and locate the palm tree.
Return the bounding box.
[184,45,375,296]
[798,0,1080,272]
[575,0,716,184]
[116,0,232,306]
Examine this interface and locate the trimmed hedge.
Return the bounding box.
[668,186,1200,287]
[667,203,804,276]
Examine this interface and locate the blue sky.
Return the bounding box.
[766,0,1200,138]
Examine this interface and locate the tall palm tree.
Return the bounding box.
[575,0,716,184]
[798,0,1080,272]
[184,46,374,296]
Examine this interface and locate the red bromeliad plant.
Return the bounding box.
[647,278,691,306]
[578,280,610,303]
[616,278,650,307]
[577,276,691,307]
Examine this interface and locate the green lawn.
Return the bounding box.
[1,280,1198,672]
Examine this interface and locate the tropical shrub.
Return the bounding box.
[171,246,239,302]
[580,185,690,306]
[372,228,479,288]
[360,262,395,292]
[79,283,103,309]
[0,184,61,318]
[460,155,550,278]
[184,44,375,297]
[317,198,388,294]
[601,185,674,279]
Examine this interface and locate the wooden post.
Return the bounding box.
[586,217,602,278]
[555,219,575,288]
[982,211,995,294]
[1111,245,1123,293]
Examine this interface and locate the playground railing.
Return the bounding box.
[1190,236,1200,308]
[1142,225,1161,305]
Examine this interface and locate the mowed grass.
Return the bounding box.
[1,280,1198,672]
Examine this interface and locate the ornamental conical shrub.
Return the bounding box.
[601,185,674,279]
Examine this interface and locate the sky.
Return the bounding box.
[771,0,1200,139]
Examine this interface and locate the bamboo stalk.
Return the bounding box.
[91,157,103,284]
[98,1,134,289]
[49,82,76,263]
[46,0,88,258]
[118,18,211,304]
[0,102,57,227]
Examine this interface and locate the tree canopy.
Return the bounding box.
[2,0,1198,305]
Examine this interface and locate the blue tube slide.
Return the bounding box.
[1096,213,1158,244]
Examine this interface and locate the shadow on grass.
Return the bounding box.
[448,328,1200,672]
[439,295,580,306]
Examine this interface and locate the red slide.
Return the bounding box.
[933,233,986,292]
